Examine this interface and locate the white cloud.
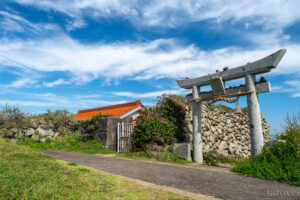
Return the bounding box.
[272,80,300,98]
[112,89,183,99]
[0,100,58,107]
[285,80,300,97]
[76,94,102,99]
[66,18,86,31]
[3,78,36,88]
[0,36,299,84]
[43,79,69,87]
[0,11,60,34]
[0,90,128,110]
[12,0,300,29]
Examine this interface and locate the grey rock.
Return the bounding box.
[54,132,59,138]
[264,139,286,147]
[39,138,46,143]
[16,132,24,139]
[39,125,49,130]
[31,134,39,141]
[219,141,228,150]
[5,131,15,138]
[48,123,54,129]
[39,119,47,125]
[36,127,49,137]
[11,138,18,144]
[30,119,38,129]
[25,128,35,137]
[47,129,55,136]
[11,128,18,133]
[172,143,191,161]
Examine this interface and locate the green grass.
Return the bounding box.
[232,127,300,186]
[203,151,242,166]
[19,134,114,154]
[19,134,192,164]
[117,151,193,164]
[0,138,191,200]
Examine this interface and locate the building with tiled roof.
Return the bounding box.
[74,100,146,120]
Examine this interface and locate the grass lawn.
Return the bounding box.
[18,134,114,154]
[19,135,193,164]
[0,138,191,200]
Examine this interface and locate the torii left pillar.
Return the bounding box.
[192,86,203,163]
[245,74,264,157]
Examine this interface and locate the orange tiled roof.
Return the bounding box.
[74,100,145,120]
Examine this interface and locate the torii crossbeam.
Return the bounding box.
[176,49,286,163]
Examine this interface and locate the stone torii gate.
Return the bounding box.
[176,49,286,163]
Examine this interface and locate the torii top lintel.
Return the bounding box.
[176,49,286,89]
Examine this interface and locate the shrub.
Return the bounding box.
[0,105,30,128]
[131,108,176,151]
[233,113,300,185]
[204,151,242,166]
[33,109,76,135]
[77,113,112,140]
[157,95,186,141]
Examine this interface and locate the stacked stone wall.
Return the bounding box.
[181,104,271,157]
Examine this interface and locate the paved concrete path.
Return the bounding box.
[43,150,299,200]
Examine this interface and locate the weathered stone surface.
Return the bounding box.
[96,117,129,151]
[176,49,286,89]
[25,128,35,136]
[0,115,70,142]
[39,119,47,125]
[181,104,271,157]
[39,125,49,130]
[5,131,15,138]
[36,127,48,137]
[31,134,39,141]
[10,138,18,143]
[264,139,286,147]
[16,132,24,139]
[30,119,38,129]
[172,143,191,161]
[39,138,46,143]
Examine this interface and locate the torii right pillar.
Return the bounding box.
[245,74,264,157]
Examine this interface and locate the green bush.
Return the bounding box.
[32,109,76,135]
[158,95,186,141]
[131,108,176,151]
[233,117,300,185]
[0,105,30,128]
[204,151,242,166]
[77,113,112,140]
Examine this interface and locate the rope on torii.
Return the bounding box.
[207,96,239,105]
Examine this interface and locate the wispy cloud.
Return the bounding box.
[0,100,58,107]
[43,79,69,87]
[3,78,36,88]
[285,80,300,97]
[0,35,299,84]
[112,89,183,99]
[75,94,102,99]
[272,80,300,98]
[11,0,300,30]
[0,10,60,35]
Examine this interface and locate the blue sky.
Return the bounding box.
[0,0,299,135]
